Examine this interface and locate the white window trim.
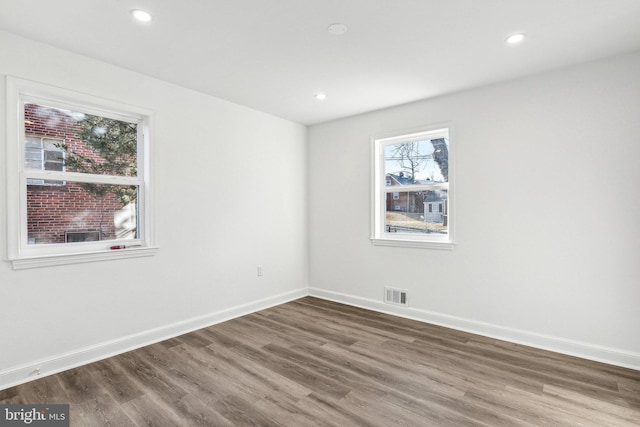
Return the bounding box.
[5,76,157,269]
[370,123,455,250]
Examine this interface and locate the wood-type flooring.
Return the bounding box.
[1,297,639,426]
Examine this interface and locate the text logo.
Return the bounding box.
[0,405,69,427]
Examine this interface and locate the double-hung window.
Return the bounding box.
[5,77,156,268]
[371,126,453,249]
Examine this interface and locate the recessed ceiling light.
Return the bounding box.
[327,23,348,36]
[131,9,153,23]
[505,33,526,44]
[315,92,327,101]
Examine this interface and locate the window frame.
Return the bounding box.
[5,76,157,269]
[371,124,454,250]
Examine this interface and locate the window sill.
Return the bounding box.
[371,238,454,250]
[10,246,158,270]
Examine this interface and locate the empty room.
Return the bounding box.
[1,1,639,425]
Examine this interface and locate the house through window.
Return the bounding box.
[22,102,140,246]
[372,126,453,248]
[6,77,156,268]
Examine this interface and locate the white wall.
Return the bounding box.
[1,29,638,391]
[0,30,308,388]
[308,51,640,369]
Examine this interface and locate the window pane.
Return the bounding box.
[43,139,61,150]
[24,103,137,177]
[384,137,448,185]
[43,161,63,171]
[27,180,138,245]
[44,150,63,162]
[25,136,42,149]
[25,148,42,169]
[385,190,448,234]
[44,148,64,172]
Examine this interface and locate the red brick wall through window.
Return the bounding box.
[25,104,128,244]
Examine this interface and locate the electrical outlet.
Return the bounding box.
[257,265,263,276]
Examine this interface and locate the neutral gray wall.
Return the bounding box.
[308,51,640,367]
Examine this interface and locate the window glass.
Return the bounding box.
[383,138,448,185]
[26,181,138,245]
[24,103,138,177]
[384,190,448,234]
[21,102,141,247]
[373,127,452,246]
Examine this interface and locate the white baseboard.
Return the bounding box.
[0,287,308,391]
[308,287,640,371]
[3,286,637,391]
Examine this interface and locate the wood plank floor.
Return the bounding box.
[1,297,639,426]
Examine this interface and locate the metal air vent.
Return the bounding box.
[384,287,408,306]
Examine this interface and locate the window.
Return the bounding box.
[25,136,65,185]
[5,77,156,269]
[371,126,453,249]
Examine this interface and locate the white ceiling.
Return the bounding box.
[1,0,639,125]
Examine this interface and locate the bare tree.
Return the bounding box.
[389,142,429,213]
[390,142,427,184]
